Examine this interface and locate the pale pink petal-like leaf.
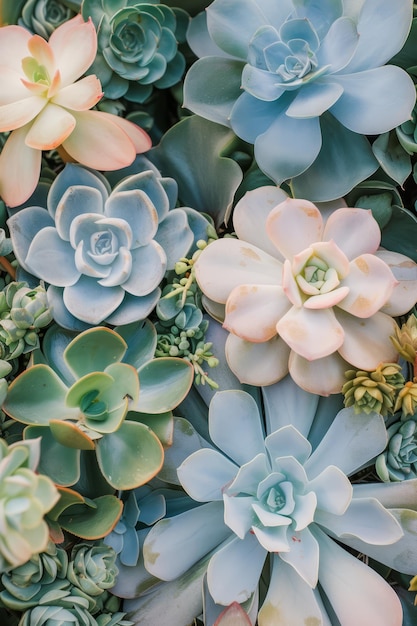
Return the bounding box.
[27,34,55,76]
[98,112,152,153]
[323,207,381,258]
[52,75,103,111]
[336,310,398,370]
[25,103,75,150]
[0,96,46,132]
[224,284,291,342]
[304,286,350,310]
[0,25,31,73]
[337,254,397,318]
[62,110,139,170]
[0,67,30,105]
[277,306,344,360]
[266,198,323,260]
[226,334,290,386]
[288,350,350,396]
[47,15,97,86]
[233,186,288,259]
[0,126,41,207]
[214,602,252,626]
[377,249,417,316]
[195,238,282,304]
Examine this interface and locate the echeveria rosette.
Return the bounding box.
[195,188,417,395]
[8,159,197,330]
[184,0,416,200]
[18,0,77,38]
[0,437,60,573]
[0,15,151,208]
[82,0,188,103]
[67,543,118,597]
[375,414,417,482]
[143,383,417,625]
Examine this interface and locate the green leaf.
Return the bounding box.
[128,411,174,447]
[59,495,123,540]
[372,131,412,187]
[117,319,158,370]
[381,205,417,261]
[149,115,243,228]
[96,421,164,490]
[4,364,73,425]
[49,420,96,451]
[47,485,85,522]
[66,372,114,407]
[64,327,127,378]
[24,425,81,486]
[137,358,193,414]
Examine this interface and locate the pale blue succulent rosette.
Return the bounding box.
[184,0,416,200]
[7,157,209,330]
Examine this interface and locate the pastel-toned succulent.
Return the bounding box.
[0,541,69,611]
[183,0,416,200]
[3,324,193,490]
[8,159,199,329]
[0,437,60,572]
[0,15,151,207]
[18,0,77,38]
[142,379,417,625]
[82,0,188,103]
[376,414,417,481]
[394,380,417,418]
[67,543,118,597]
[342,363,404,417]
[0,281,53,359]
[195,187,417,394]
[391,313,417,371]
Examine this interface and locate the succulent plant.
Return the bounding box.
[376,414,417,481]
[139,377,417,624]
[103,486,165,568]
[183,0,415,200]
[8,158,206,330]
[82,0,189,103]
[0,281,53,360]
[0,542,69,611]
[342,363,403,417]
[391,313,417,371]
[0,438,59,572]
[195,187,417,394]
[3,323,193,491]
[67,543,118,597]
[394,380,417,418]
[18,601,98,626]
[18,0,77,37]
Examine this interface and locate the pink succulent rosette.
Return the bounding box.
[0,15,151,207]
[195,187,417,395]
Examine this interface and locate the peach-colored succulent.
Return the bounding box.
[195,187,417,395]
[0,15,151,207]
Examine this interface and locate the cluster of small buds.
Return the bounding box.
[154,230,219,388]
[394,380,417,418]
[342,363,404,417]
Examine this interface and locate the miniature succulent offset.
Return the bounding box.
[195,187,417,395]
[184,0,416,200]
[141,380,417,625]
[0,437,59,572]
[8,158,203,329]
[82,0,188,103]
[0,15,151,207]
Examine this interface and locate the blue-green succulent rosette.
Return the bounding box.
[82,0,189,103]
[7,158,207,331]
[184,0,416,200]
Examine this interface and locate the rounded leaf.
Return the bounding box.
[137,358,194,414]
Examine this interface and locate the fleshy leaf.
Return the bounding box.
[137,358,193,413]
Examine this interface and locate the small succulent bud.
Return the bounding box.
[394,380,417,418]
[391,314,417,365]
[375,415,417,481]
[342,364,400,416]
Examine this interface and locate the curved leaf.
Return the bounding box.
[64,326,127,377]
[59,495,123,539]
[137,357,194,413]
[96,421,164,490]
[24,425,81,486]
[49,420,96,451]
